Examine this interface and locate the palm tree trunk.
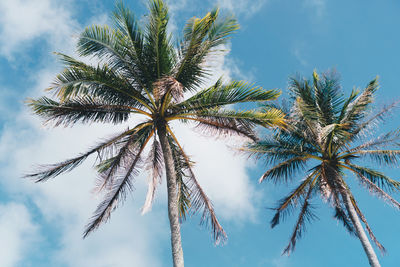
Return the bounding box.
[157,124,185,267]
[341,191,381,267]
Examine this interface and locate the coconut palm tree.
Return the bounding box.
[26,1,285,266]
[246,70,400,267]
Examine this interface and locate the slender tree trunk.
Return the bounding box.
[158,124,184,267]
[341,191,381,267]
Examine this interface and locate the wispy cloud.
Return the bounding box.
[291,42,309,67]
[303,0,327,19]
[0,0,79,58]
[216,0,268,18]
[0,203,38,267]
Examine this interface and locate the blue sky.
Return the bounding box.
[0,0,400,266]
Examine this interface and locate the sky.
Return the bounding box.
[0,0,400,266]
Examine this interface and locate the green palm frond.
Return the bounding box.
[27,96,135,126]
[175,9,239,91]
[259,157,307,184]
[344,165,400,209]
[175,80,281,112]
[339,78,379,131]
[50,55,152,109]
[344,163,400,193]
[144,0,174,81]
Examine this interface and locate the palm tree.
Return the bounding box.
[26,1,285,266]
[246,70,400,267]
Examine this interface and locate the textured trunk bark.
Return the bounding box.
[158,125,184,267]
[341,191,381,267]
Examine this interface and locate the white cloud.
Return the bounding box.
[216,0,268,17]
[0,203,38,267]
[0,0,79,58]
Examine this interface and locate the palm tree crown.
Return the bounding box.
[246,70,400,267]
[26,1,285,266]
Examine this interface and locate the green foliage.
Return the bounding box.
[246,70,400,254]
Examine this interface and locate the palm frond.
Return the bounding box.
[83,125,154,237]
[270,170,319,228]
[25,128,136,182]
[175,9,238,91]
[259,157,307,184]
[49,54,152,110]
[167,128,226,244]
[343,163,400,193]
[95,123,153,191]
[339,78,379,130]
[143,0,174,82]
[175,80,281,112]
[349,129,400,152]
[167,135,192,221]
[355,149,400,166]
[27,96,135,127]
[178,114,258,141]
[333,203,356,236]
[142,135,164,214]
[344,165,400,209]
[282,185,317,255]
[350,100,400,139]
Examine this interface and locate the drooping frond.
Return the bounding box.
[270,170,319,228]
[245,134,320,164]
[344,163,400,193]
[83,125,154,237]
[27,96,135,127]
[167,128,226,244]
[333,201,356,236]
[142,135,164,214]
[282,184,317,255]
[25,128,137,182]
[344,165,400,209]
[95,122,153,191]
[167,134,192,221]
